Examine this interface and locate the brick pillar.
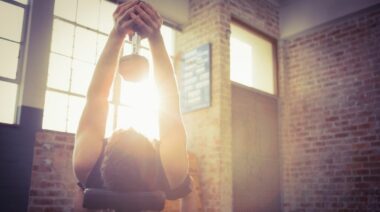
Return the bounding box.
[176,0,233,211]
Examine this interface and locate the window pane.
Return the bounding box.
[123,42,133,56]
[0,40,20,79]
[99,0,116,33]
[139,48,153,74]
[230,37,252,87]
[141,38,149,49]
[0,1,24,42]
[118,106,158,140]
[0,81,17,124]
[77,0,100,30]
[51,19,75,56]
[16,0,28,4]
[67,95,85,133]
[47,53,71,91]
[54,0,77,21]
[71,59,95,95]
[137,108,159,140]
[108,79,115,102]
[161,25,175,56]
[251,37,274,94]
[139,48,152,62]
[105,103,115,138]
[117,105,133,130]
[96,34,108,60]
[230,23,275,94]
[42,91,69,132]
[120,81,140,106]
[120,80,159,107]
[73,27,97,63]
[119,80,159,139]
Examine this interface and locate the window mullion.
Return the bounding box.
[15,1,29,84]
[1,0,27,8]
[54,16,109,38]
[60,0,78,133]
[46,87,85,99]
[112,74,121,129]
[0,76,18,84]
[0,37,21,45]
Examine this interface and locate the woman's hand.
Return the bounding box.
[112,0,140,40]
[131,1,163,39]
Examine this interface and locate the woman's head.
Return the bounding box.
[100,129,158,192]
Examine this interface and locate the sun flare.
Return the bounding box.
[109,77,160,140]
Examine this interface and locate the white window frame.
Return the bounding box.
[42,0,176,139]
[230,20,278,96]
[0,0,29,125]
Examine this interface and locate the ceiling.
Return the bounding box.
[109,0,380,37]
[280,0,380,37]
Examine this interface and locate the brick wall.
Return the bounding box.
[28,131,203,211]
[230,0,279,38]
[279,5,380,211]
[176,0,279,211]
[28,132,76,212]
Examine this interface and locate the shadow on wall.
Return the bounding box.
[28,131,203,211]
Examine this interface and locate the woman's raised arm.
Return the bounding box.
[72,0,139,184]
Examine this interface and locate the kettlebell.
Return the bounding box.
[118,34,149,81]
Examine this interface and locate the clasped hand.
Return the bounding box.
[113,0,163,40]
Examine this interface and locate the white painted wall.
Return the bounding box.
[280,0,380,38]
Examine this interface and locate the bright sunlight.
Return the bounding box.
[115,78,160,140]
[43,4,174,140]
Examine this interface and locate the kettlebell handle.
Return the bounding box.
[132,33,141,55]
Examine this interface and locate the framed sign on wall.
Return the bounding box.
[180,43,211,113]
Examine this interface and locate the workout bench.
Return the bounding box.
[83,188,166,211]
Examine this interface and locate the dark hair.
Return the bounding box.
[100,129,159,192]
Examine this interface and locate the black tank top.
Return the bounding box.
[83,141,191,200]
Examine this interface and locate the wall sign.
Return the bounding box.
[180,43,211,113]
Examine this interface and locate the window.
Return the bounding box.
[43,0,175,139]
[0,0,27,124]
[230,22,277,95]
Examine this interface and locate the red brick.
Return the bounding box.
[33,198,54,205]
[353,156,369,162]
[353,169,370,175]
[43,207,65,212]
[363,176,380,182]
[29,207,44,212]
[280,5,380,212]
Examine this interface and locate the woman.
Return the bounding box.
[72,1,196,211]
